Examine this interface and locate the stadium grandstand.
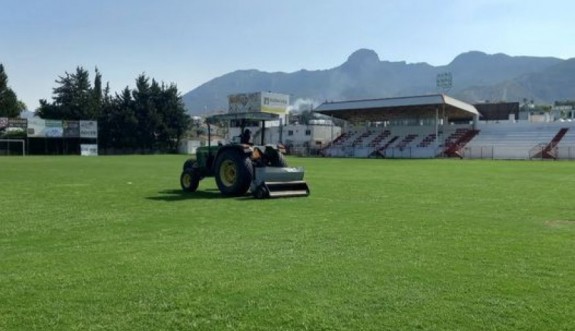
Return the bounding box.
[314,94,575,160]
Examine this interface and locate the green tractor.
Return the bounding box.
[180,112,310,198]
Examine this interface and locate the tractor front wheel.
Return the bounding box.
[180,168,200,192]
[214,149,253,196]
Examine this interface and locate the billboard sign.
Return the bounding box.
[261,92,289,115]
[8,118,28,129]
[80,121,98,138]
[1,118,27,131]
[45,120,63,137]
[228,93,261,113]
[63,120,80,137]
[25,118,97,138]
[27,118,46,137]
[228,92,290,115]
[80,144,98,156]
[0,118,8,130]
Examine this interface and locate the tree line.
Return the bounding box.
[0,64,26,118]
[37,67,190,153]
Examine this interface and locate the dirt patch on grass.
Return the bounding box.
[545,220,575,228]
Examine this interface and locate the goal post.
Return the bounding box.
[0,139,26,156]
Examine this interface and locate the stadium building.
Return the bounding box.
[314,94,575,160]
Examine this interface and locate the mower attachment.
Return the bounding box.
[252,167,310,199]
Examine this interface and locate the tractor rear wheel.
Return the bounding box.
[214,149,253,196]
[180,168,200,192]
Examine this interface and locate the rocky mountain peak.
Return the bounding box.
[345,49,381,67]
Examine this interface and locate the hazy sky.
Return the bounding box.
[2,0,574,110]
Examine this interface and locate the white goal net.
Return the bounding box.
[0,139,25,156]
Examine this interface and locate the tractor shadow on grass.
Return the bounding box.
[147,189,224,201]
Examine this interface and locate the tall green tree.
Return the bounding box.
[98,87,140,150]
[0,64,26,117]
[91,68,104,119]
[37,67,101,120]
[128,74,190,152]
[131,74,160,150]
[40,67,190,153]
[155,82,190,151]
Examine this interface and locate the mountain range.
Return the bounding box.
[182,49,575,115]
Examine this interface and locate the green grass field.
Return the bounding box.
[1,156,574,330]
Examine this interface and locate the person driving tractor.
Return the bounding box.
[240,129,251,144]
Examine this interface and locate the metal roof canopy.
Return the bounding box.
[206,112,279,124]
[313,94,481,123]
[205,112,280,145]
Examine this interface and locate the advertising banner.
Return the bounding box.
[80,121,98,138]
[0,118,8,130]
[228,93,261,113]
[80,144,98,156]
[8,118,28,129]
[27,118,46,137]
[0,118,27,131]
[63,120,80,137]
[228,92,289,115]
[45,120,63,137]
[261,92,289,115]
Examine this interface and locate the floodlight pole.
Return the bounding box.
[260,120,265,145]
[435,107,439,153]
[279,117,283,143]
[330,115,334,142]
[436,72,452,157]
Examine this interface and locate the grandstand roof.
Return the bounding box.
[314,94,481,122]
